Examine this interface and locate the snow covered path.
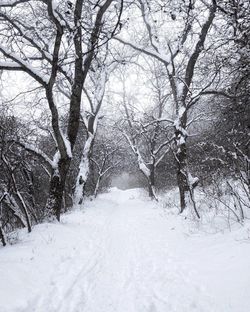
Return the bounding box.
[0,188,249,312]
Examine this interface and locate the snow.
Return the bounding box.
[115,37,171,65]
[94,69,107,105]
[122,131,150,178]
[0,188,250,312]
[178,135,186,145]
[139,161,150,177]
[0,45,49,84]
[51,0,66,27]
[0,61,20,68]
[178,106,186,118]
[21,143,54,168]
[52,150,61,169]
[187,172,199,187]
[74,133,95,205]
[173,118,188,137]
[62,135,72,158]
[0,0,21,6]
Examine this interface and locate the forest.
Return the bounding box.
[0,1,250,311]
[0,0,249,244]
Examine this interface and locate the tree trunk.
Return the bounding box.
[148,164,157,200]
[45,157,70,221]
[23,168,38,223]
[174,114,189,213]
[148,182,156,199]
[3,195,27,229]
[74,130,95,205]
[176,147,188,213]
[93,175,101,198]
[175,122,199,217]
[15,191,32,233]
[2,155,32,233]
[74,175,87,205]
[0,224,6,247]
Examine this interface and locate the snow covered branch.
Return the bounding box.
[0,61,22,71]
[0,0,32,7]
[115,37,170,66]
[10,141,54,169]
[0,45,49,85]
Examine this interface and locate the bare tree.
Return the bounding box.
[0,0,122,220]
[90,127,123,197]
[115,0,219,214]
[116,67,174,199]
[74,55,117,205]
[0,114,36,237]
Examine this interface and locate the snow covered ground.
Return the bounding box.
[0,188,249,312]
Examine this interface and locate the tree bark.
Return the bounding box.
[15,191,32,233]
[148,164,156,199]
[93,175,101,198]
[174,116,200,217]
[2,195,26,229]
[46,157,70,221]
[74,128,95,205]
[2,155,32,232]
[174,112,189,213]
[176,146,188,213]
[0,224,6,247]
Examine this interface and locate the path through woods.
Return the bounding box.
[0,188,249,312]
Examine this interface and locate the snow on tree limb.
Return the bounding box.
[115,37,170,65]
[0,45,49,85]
[182,0,217,101]
[10,141,54,169]
[0,61,22,70]
[0,0,32,7]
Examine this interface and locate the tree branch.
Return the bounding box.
[0,45,48,85]
[115,37,169,66]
